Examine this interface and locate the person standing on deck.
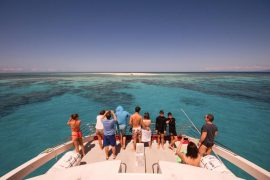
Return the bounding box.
[115,106,130,150]
[67,114,86,157]
[167,112,177,150]
[129,106,145,151]
[141,112,152,148]
[102,110,118,160]
[155,110,167,149]
[95,110,106,149]
[198,114,218,156]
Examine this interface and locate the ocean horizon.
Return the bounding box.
[1,71,270,73]
[0,72,269,179]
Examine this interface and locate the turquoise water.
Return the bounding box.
[0,73,269,179]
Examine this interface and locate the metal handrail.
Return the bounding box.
[152,162,160,174]
[120,162,127,173]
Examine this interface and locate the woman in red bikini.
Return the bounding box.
[67,114,85,157]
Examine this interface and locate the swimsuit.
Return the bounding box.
[71,120,83,139]
[72,131,83,138]
[132,127,142,138]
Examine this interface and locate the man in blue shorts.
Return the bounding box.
[102,110,118,160]
[115,106,130,149]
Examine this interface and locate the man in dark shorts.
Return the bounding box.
[155,110,167,149]
[166,112,177,149]
[198,114,218,156]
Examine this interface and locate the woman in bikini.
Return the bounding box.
[67,113,86,157]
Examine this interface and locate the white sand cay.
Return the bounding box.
[94,73,159,76]
[91,72,188,76]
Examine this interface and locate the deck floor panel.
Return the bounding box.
[82,140,179,173]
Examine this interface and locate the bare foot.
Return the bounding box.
[162,146,165,150]
[106,157,109,160]
[113,155,116,159]
[157,145,160,149]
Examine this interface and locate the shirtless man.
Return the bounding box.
[129,106,145,151]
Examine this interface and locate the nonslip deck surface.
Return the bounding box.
[81,140,180,173]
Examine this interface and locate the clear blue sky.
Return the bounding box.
[0,0,270,72]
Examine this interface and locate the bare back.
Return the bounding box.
[130,113,143,128]
[68,119,81,132]
[143,119,151,127]
[183,154,201,167]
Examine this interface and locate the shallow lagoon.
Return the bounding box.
[0,72,269,179]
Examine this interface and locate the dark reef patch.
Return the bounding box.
[77,82,134,108]
[181,97,206,107]
[0,79,135,118]
[0,88,69,118]
[124,77,270,105]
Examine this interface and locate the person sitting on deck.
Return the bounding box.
[176,140,201,167]
[115,106,130,150]
[95,110,106,149]
[141,112,152,148]
[67,113,86,157]
[155,110,167,149]
[101,110,118,160]
[198,114,218,156]
[129,106,145,151]
[166,112,178,150]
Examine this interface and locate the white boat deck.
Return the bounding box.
[4,135,269,179]
[30,140,240,180]
[81,139,179,173]
[30,160,240,180]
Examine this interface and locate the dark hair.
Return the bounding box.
[144,112,150,119]
[106,111,111,119]
[71,114,79,120]
[99,110,105,115]
[135,106,141,113]
[186,142,199,159]
[206,114,214,122]
[168,112,172,116]
[159,110,164,114]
